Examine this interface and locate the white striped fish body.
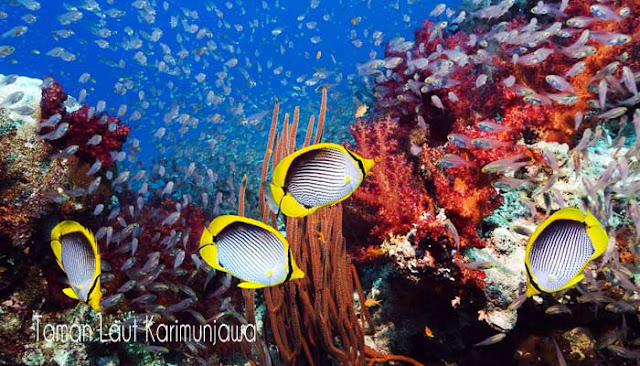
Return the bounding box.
[286,147,362,209]
[524,208,608,296]
[50,220,102,310]
[528,220,592,291]
[216,222,288,286]
[60,231,97,301]
[199,215,304,289]
[268,143,375,217]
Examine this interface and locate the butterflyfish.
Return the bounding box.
[267,143,375,217]
[525,208,608,297]
[199,215,304,289]
[50,220,102,311]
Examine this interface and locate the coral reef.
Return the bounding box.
[39,78,130,168]
[344,0,640,363]
[242,91,422,365]
[348,117,434,243]
[2,0,640,363]
[0,75,66,251]
[0,75,247,364]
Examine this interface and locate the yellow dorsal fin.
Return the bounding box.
[361,156,375,174]
[50,239,63,269]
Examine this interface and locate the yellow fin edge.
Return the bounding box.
[62,287,79,300]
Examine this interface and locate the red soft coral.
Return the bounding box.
[346,117,434,242]
[40,78,130,168]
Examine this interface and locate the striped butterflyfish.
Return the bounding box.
[524,208,608,297]
[267,142,375,217]
[199,215,304,289]
[50,220,102,311]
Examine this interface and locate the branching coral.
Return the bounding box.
[349,0,640,281]
[242,90,422,366]
[348,117,434,243]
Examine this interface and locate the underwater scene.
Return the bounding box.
[1,0,640,364]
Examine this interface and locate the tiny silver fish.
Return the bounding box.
[545,304,572,315]
[598,79,608,109]
[161,211,180,226]
[547,93,579,105]
[597,107,627,120]
[92,204,104,216]
[87,159,102,176]
[431,95,444,110]
[1,25,28,39]
[40,122,69,140]
[473,333,507,346]
[86,134,102,146]
[565,61,586,78]
[545,75,575,92]
[476,74,488,87]
[112,171,130,186]
[502,75,516,87]
[622,66,637,95]
[0,91,24,106]
[174,249,186,269]
[100,293,124,308]
[10,105,35,115]
[161,181,174,196]
[117,280,137,293]
[120,257,136,271]
[590,31,631,46]
[55,145,78,158]
[590,4,621,21]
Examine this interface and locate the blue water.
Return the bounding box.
[0,0,460,176]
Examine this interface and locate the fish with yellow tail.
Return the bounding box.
[50,220,102,311]
[199,215,304,289]
[525,207,608,297]
[266,142,375,217]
